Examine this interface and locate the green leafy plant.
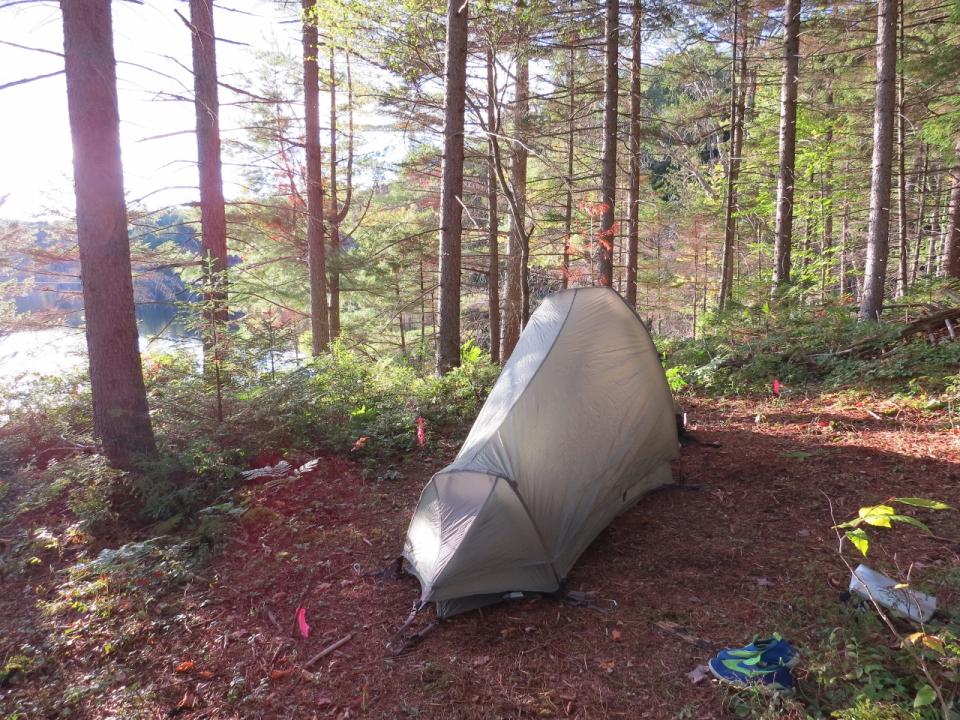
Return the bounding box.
[832,497,958,717]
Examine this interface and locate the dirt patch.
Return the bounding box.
[1,395,958,718]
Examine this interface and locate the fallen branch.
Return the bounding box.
[304,633,353,668]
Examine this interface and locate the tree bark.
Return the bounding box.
[598,0,619,288]
[501,7,528,360]
[910,145,928,284]
[61,0,156,467]
[436,0,468,374]
[926,172,941,276]
[859,0,898,320]
[486,48,501,364]
[302,0,330,354]
[820,90,834,301]
[188,0,228,358]
[771,0,801,296]
[626,0,642,307]
[946,166,960,278]
[562,15,576,291]
[895,3,908,297]
[327,52,354,341]
[719,6,747,310]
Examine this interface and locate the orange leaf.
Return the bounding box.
[175,660,195,673]
[270,669,293,681]
[611,629,622,642]
[198,670,214,679]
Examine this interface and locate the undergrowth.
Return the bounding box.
[660,294,960,400]
[0,339,496,531]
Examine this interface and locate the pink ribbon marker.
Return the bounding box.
[772,378,782,397]
[417,416,426,447]
[296,607,310,638]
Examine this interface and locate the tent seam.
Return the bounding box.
[499,477,563,588]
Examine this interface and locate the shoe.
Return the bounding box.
[715,634,798,669]
[707,634,797,694]
[708,653,795,694]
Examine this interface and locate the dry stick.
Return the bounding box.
[304,633,354,668]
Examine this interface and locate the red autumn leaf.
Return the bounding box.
[174,660,195,673]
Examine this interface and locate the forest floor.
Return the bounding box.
[1,393,959,719]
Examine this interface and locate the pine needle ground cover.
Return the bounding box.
[1,385,958,718]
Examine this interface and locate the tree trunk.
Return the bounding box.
[771,0,801,296]
[502,11,528,359]
[926,172,941,276]
[562,21,576,291]
[328,51,354,340]
[60,0,156,467]
[859,0,898,320]
[895,4,908,297]
[598,0,619,288]
[436,0,468,374]
[946,166,960,278]
[302,0,330,354]
[188,0,229,365]
[626,0,642,307]
[486,48,500,364]
[328,51,341,341]
[719,7,747,310]
[821,91,834,301]
[910,145,928,284]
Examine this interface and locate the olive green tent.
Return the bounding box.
[403,287,679,617]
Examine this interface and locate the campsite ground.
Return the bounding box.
[1,394,958,719]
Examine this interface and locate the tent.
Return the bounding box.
[403,287,679,617]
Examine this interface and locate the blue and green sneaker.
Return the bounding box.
[707,634,797,694]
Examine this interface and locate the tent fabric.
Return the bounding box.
[403,287,679,617]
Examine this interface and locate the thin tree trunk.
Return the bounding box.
[328,52,354,340]
[946,165,960,278]
[927,172,941,276]
[819,86,834,301]
[895,5,908,297]
[436,0,468,374]
[910,145,928,285]
[486,48,500,364]
[562,22,576,290]
[719,7,746,309]
[188,0,228,347]
[598,0,619,288]
[61,0,156,467]
[840,177,851,296]
[626,0,642,307]
[329,50,341,340]
[501,40,526,357]
[302,0,330,354]
[859,0,898,320]
[771,0,801,296]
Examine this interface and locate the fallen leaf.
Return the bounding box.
[270,669,293,681]
[352,436,369,452]
[598,659,615,673]
[611,629,622,642]
[174,661,195,673]
[197,670,214,680]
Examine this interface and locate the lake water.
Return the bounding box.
[0,328,201,383]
